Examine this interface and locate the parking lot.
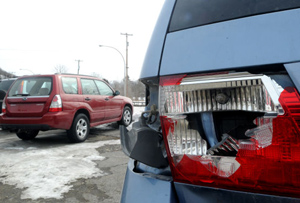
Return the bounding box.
[0,123,129,203]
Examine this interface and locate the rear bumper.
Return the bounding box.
[0,111,74,130]
[174,182,300,203]
[122,159,300,203]
[120,159,178,203]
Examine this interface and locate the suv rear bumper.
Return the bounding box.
[0,111,73,130]
[174,182,300,203]
[122,159,300,203]
[121,159,177,203]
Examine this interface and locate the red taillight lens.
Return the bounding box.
[49,95,62,112]
[2,97,6,114]
[159,73,300,198]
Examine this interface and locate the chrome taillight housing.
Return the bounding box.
[160,72,283,115]
[159,72,300,198]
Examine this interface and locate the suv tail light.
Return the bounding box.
[2,97,6,114]
[49,95,62,112]
[159,72,300,198]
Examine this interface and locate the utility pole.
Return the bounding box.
[121,33,133,97]
[75,60,83,74]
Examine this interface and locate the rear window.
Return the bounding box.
[169,0,300,32]
[8,77,52,97]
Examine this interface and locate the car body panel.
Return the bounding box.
[121,159,177,203]
[104,95,123,120]
[139,0,176,79]
[160,9,300,76]
[0,111,73,130]
[174,182,300,203]
[83,94,106,122]
[285,62,300,92]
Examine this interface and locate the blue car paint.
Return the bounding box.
[120,159,177,203]
[174,182,300,203]
[139,0,176,79]
[160,9,300,76]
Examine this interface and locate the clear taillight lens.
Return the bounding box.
[49,95,62,112]
[159,72,300,198]
[160,72,283,115]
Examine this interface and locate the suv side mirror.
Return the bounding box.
[114,90,120,96]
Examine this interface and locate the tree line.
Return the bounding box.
[0,68,16,79]
[110,79,145,100]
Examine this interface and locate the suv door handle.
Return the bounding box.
[105,97,109,101]
[85,97,91,101]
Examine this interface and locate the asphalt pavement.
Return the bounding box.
[0,123,129,203]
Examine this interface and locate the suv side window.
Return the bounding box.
[81,79,99,95]
[94,80,113,96]
[62,77,78,94]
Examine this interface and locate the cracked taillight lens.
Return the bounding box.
[159,72,300,198]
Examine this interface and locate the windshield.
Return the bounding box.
[8,77,52,97]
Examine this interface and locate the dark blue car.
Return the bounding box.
[120,0,300,202]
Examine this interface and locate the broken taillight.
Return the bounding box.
[49,95,62,112]
[159,72,300,198]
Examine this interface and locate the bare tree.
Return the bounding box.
[90,72,102,78]
[54,65,68,73]
[0,67,16,79]
[109,79,145,99]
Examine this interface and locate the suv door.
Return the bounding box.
[94,80,122,120]
[80,78,105,122]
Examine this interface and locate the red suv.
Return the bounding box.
[0,74,133,142]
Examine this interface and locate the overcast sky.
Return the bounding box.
[0,0,165,81]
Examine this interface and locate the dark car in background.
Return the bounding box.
[119,0,300,202]
[0,74,133,142]
[0,78,17,114]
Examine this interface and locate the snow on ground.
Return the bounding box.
[0,106,146,200]
[0,139,120,200]
[132,106,145,122]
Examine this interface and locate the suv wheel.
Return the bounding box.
[119,106,132,127]
[67,113,90,143]
[16,130,39,140]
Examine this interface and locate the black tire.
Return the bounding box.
[67,113,90,143]
[119,106,132,127]
[16,130,39,140]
